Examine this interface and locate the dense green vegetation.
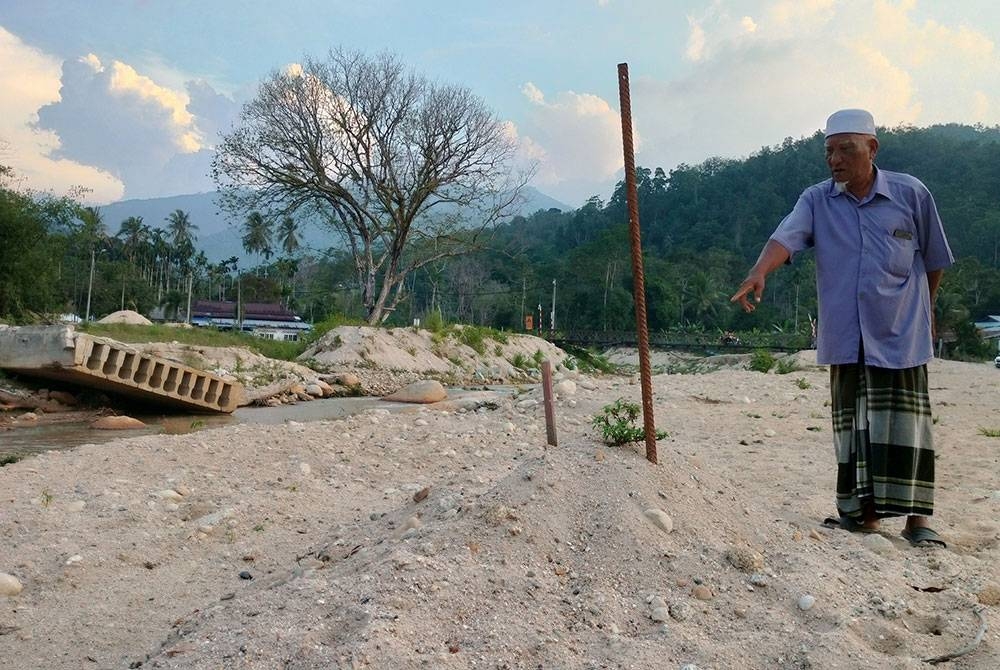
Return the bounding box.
[3,123,999,360]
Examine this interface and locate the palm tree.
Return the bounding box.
[277,216,300,256]
[116,216,149,264]
[242,211,273,261]
[166,209,198,249]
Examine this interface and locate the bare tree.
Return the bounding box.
[213,49,529,324]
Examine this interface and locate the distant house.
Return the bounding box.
[190,300,311,341]
[975,315,1000,351]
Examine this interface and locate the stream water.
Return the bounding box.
[0,388,516,458]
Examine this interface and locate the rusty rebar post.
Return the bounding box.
[617,62,658,464]
[541,360,558,446]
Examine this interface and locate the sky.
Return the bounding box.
[2,0,1000,209]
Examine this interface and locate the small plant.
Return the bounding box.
[775,357,800,375]
[794,377,811,389]
[423,309,445,334]
[407,346,418,357]
[748,349,775,373]
[977,427,1000,437]
[0,453,24,467]
[253,523,265,532]
[592,398,667,446]
[494,344,504,356]
[532,349,545,365]
[190,419,206,430]
[40,489,54,507]
[560,345,615,373]
[511,352,530,370]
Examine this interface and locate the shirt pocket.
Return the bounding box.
[885,231,918,278]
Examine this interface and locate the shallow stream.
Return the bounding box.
[0,388,514,458]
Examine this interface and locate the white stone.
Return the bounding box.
[862,533,896,555]
[65,555,83,566]
[554,380,577,396]
[0,573,23,596]
[414,418,429,427]
[643,509,673,533]
[798,594,816,611]
[300,462,312,476]
[155,489,183,502]
[650,606,670,622]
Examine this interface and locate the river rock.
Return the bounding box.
[643,509,674,533]
[304,384,324,397]
[554,380,577,396]
[91,415,146,430]
[330,372,361,388]
[48,390,78,406]
[798,594,816,611]
[0,573,23,596]
[862,533,896,555]
[383,380,447,404]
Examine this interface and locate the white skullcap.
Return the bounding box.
[824,109,876,137]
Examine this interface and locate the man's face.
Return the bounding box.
[824,133,877,188]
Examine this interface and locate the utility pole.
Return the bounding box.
[550,279,557,332]
[186,274,193,324]
[85,248,95,322]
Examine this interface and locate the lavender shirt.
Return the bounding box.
[770,167,954,369]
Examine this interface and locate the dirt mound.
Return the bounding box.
[298,326,569,393]
[97,310,152,325]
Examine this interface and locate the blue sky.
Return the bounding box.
[3,0,1000,208]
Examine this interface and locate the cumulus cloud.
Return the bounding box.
[514,82,628,207]
[0,26,122,202]
[32,53,220,199]
[633,0,1000,176]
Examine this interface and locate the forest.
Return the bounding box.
[2,123,999,359]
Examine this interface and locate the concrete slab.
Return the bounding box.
[0,325,243,413]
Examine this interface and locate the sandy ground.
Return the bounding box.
[1,349,999,669]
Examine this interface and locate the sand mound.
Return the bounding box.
[298,325,569,392]
[97,310,152,325]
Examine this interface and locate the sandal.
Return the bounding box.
[901,526,947,548]
[822,515,879,534]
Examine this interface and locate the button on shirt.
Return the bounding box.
[770,167,954,369]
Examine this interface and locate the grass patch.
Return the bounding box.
[775,357,800,374]
[748,349,776,373]
[591,398,667,446]
[560,344,616,374]
[977,427,1000,437]
[79,322,305,361]
[793,377,811,389]
[0,453,24,467]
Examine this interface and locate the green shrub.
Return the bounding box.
[591,398,667,446]
[511,352,531,369]
[423,309,445,334]
[561,345,615,374]
[0,453,24,467]
[775,357,800,374]
[794,377,811,389]
[748,349,775,373]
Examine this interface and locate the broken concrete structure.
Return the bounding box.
[0,326,243,413]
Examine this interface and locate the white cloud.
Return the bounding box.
[0,26,122,202]
[516,82,627,206]
[685,18,707,62]
[631,0,1000,177]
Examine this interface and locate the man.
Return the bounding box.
[731,109,954,547]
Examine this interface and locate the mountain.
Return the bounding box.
[98,187,571,263]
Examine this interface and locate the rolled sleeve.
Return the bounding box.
[770,189,818,259]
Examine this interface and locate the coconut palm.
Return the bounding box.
[277,216,300,256]
[241,211,273,261]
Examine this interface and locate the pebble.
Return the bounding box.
[862,534,896,555]
[650,606,670,622]
[415,419,429,427]
[692,585,713,601]
[668,601,691,621]
[808,528,823,541]
[798,594,816,611]
[504,422,516,433]
[0,573,23,596]
[764,429,776,437]
[299,463,312,476]
[65,555,83,566]
[726,546,764,572]
[239,571,253,580]
[643,509,673,533]
[155,489,184,502]
[749,573,768,587]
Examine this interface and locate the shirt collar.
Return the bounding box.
[826,164,892,203]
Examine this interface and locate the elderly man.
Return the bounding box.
[731,109,954,548]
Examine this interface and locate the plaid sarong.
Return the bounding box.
[830,360,935,519]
